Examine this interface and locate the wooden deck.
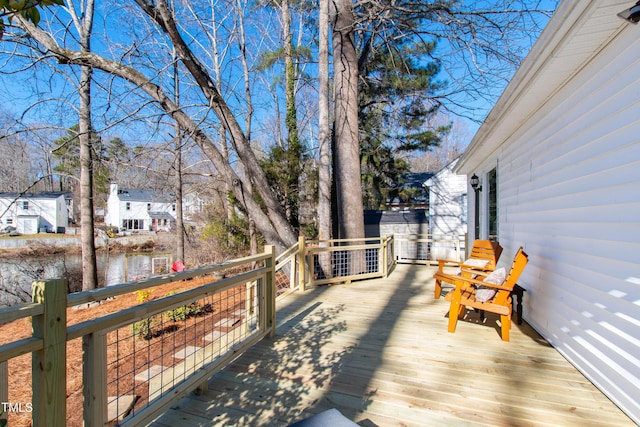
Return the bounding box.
[149,264,633,427]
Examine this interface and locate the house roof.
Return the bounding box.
[386,172,434,205]
[456,0,629,174]
[0,192,70,200]
[364,209,428,225]
[424,157,460,187]
[148,212,175,220]
[116,189,175,203]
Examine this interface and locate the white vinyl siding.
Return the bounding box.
[0,194,68,234]
[480,26,639,422]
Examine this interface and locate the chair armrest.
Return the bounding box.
[439,272,513,292]
[472,281,513,292]
[460,268,487,276]
[437,259,462,270]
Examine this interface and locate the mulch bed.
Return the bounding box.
[0,275,245,427]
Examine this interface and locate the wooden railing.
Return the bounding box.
[0,233,462,426]
[305,235,394,287]
[394,233,466,264]
[0,246,276,427]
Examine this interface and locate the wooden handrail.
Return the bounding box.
[67,251,272,307]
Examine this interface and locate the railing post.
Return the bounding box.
[381,235,388,277]
[83,332,107,426]
[390,234,395,269]
[31,279,67,427]
[0,361,7,425]
[264,245,276,338]
[306,251,315,288]
[298,236,306,292]
[245,281,256,334]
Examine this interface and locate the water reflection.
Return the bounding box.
[0,252,174,306]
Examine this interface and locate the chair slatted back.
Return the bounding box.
[467,240,502,270]
[492,248,528,304]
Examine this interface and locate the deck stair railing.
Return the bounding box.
[0,233,463,426]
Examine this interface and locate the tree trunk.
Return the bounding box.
[79,63,98,291]
[282,0,301,230]
[318,0,332,277]
[173,51,185,262]
[331,0,364,240]
[75,0,98,291]
[236,0,258,255]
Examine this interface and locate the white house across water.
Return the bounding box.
[0,192,70,234]
[105,183,177,233]
[456,1,640,423]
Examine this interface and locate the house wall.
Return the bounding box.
[363,210,429,238]
[426,159,467,260]
[105,184,176,231]
[0,196,67,233]
[472,26,639,422]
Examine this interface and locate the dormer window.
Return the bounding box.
[147,203,151,211]
[22,201,29,210]
[126,202,131,211]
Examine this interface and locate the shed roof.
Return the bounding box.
[364,209,428,225]
[386,172,434,206]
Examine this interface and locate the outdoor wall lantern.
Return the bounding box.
[618,1,640,24]
[470,174,482,192]
[470,174,482,240]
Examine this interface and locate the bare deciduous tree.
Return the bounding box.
[13,1,297,253]
[65,0,99,290]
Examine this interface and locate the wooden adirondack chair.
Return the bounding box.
[433,239,503,298]
[445,247,528,341]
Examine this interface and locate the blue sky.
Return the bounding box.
[0,1,560,154]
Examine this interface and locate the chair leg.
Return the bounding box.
[500,315,511,341]
[448,300,459,333]
[434,279,442,299]
[457,304,466,319]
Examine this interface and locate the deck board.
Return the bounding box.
[149,264,633,427]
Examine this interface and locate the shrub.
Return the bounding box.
[163,290,202,322]
[165,302,202,322]
[131,315,161,340]
[131,289,158,340]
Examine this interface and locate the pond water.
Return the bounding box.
[0,251,175,307]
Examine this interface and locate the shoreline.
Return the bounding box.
[0,233,176,258]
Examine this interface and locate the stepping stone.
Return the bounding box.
[214,317,241,332]
[107,395,137,422]
[134,365,166,382]
[203,331,223,342]
[173,346,201,360]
